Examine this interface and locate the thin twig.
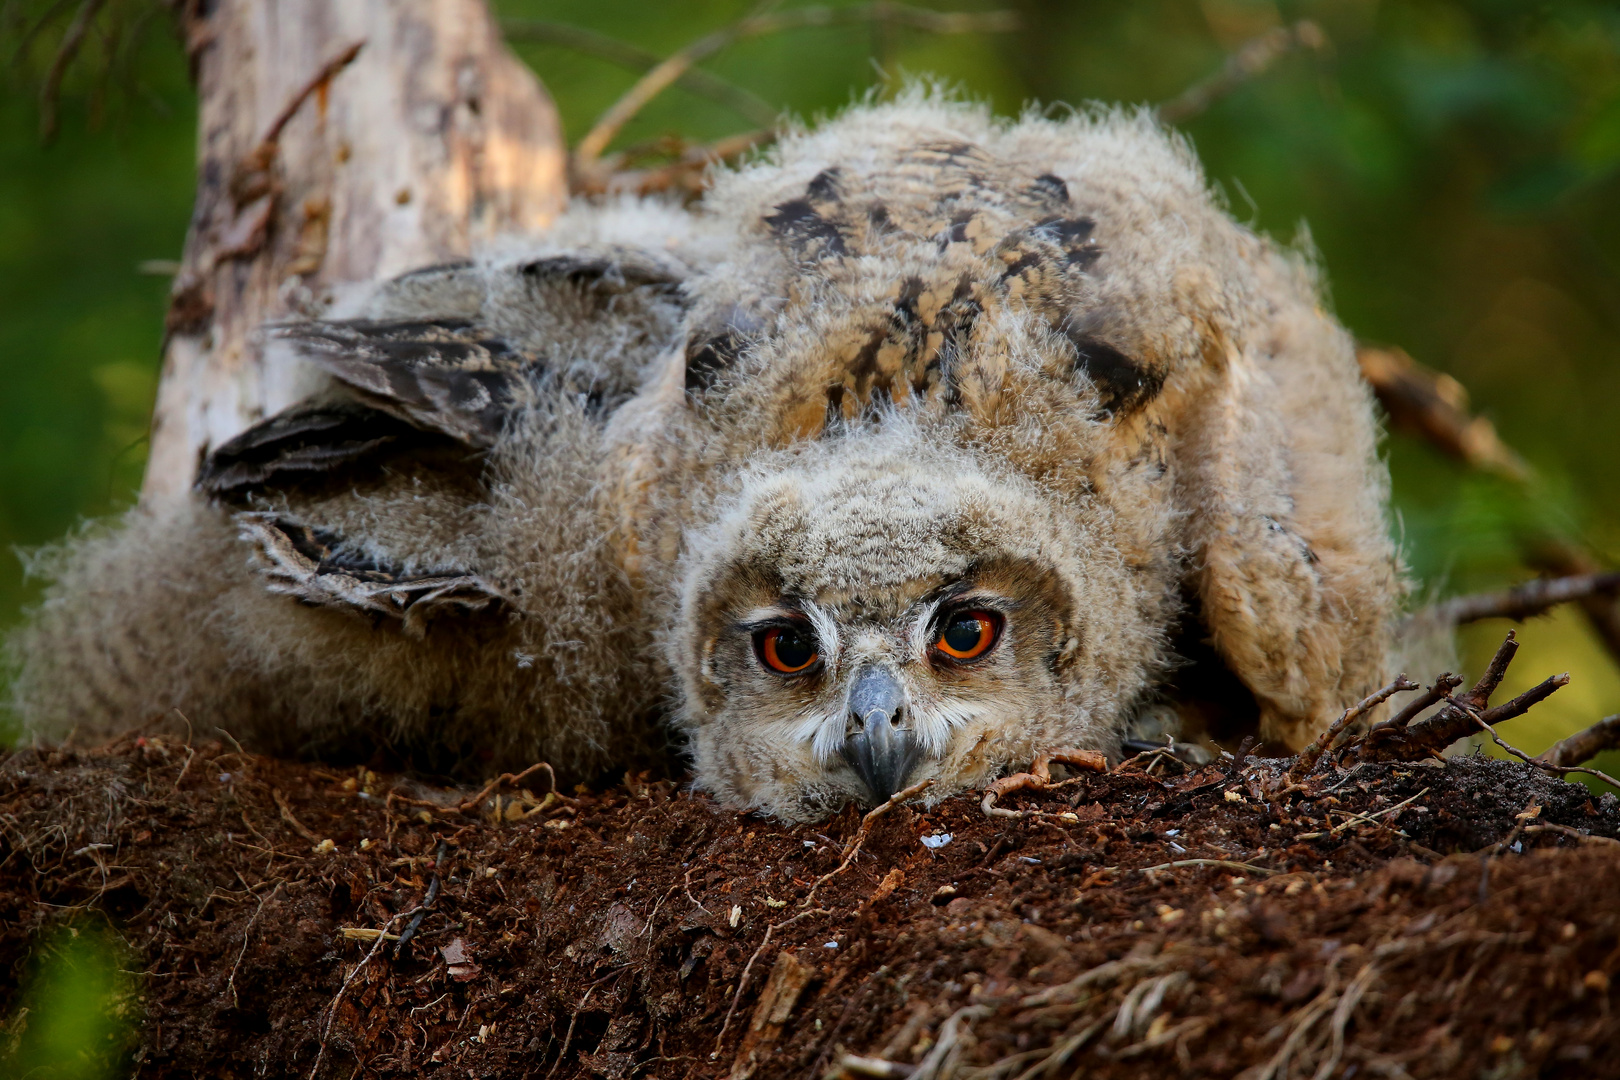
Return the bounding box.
[573,2,1018,175]
[394,839,448,956]
[37,0,105,142]
[1421,573,1620,627]
[10,0,74,69]
[547,969,625,1079]
[309,904,414,1080]
[1132,857,1277,877]
[1380,674,1463,731]
[1286,677,1417,783]
[1464,706,1620,792]
[231,40,364,204]
[1356,345,1530,481]
[1295,788,1430,840]
[575,129,773,197]
[709,907,829,1059]
[272,788,320,843]
[1158,20,1328,125]
[501,19,778,127]
[1537,713,1620,769]
[1522,822,1620,847]
[225,882,281,1009]
[800,777,933,908]
[1525,539,1620,668]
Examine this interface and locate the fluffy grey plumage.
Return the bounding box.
[9,91,1402,820]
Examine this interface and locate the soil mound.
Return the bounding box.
[2,736,1618,1079]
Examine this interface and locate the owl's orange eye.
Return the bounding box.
[933,610,1001,662]
[757,625,820,674]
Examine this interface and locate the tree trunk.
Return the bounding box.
[143,0,568,502]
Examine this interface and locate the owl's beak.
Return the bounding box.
[841,665,921,804]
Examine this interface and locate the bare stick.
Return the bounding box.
[272,789,320,843]
[501,19,778,128]
[394,839,448,956]
[455,761,558,813]
[1158,20,1328,125]
[37,0,104,142]
[1522,823,1620,848]
[1422,573,1620,627]
[1538,714,1620,769]
[1465,632,1520,709]
[1477,672,1571,727]
[1132,858,1276,877]
[1380,673,1463,731]
[801,777,933,908]
[1286,676,1417,783]
[573,3,1019,175]
[1525,538,1620,668]
[709,908,828,1059]
[10,0,75,69]
[575,129,772,198]
[1464,705,1620,792]
[1356,346,1530,481]
[225,883,281,1009]
[309,904,414,1079]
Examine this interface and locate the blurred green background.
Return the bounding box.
[2,0,1618,758]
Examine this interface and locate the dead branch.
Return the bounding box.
[1382,673,1464,731]
[1526,538,1620,666]
[1157,20,1328,125]
[1420,572,1620,627]
[576,129,774,198]
[1356,345,1529,480]
[1537,713,1620,769]
[37,0,105,142]
[308,903,416,1080]
[572,2,1019,180]
[393,839,448,956]
[1466,708,1620,793]
[1340,632,1571,765]
[801,777,933,908]
[1285,676,1417,783]
[224,881,281,1009]
[501,19,778,128]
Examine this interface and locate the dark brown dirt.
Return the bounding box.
[2,735,1618,1080]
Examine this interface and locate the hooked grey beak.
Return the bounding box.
[841,665,921,804]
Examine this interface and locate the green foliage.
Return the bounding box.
[0,922,140,1080]
[0,0,1616,752]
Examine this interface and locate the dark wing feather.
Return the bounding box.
[197,401,434,498]
[270,319,535,447]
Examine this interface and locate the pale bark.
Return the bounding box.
[143,0,568,502]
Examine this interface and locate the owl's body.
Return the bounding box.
[11,94,1401,820]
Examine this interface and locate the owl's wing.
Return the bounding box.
[201,252,690,499]
[266,317,530,448]
[195,251,690,629]
[236,512,507,638]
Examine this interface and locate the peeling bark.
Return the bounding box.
[143,0,567,501]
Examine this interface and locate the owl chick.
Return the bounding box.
[10,91,1401,821]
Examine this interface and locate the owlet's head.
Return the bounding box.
[671,435,1142,821]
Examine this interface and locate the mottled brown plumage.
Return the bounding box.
[10,91,1402,820]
